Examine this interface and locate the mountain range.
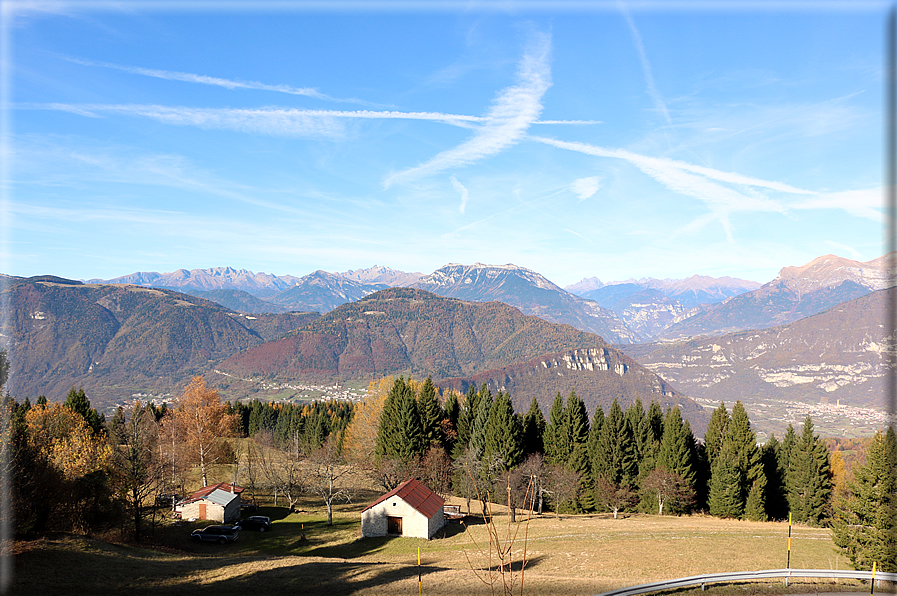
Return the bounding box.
[89,254,891,344]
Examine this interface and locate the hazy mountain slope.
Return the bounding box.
[624,288,889,411]
[658,254,890,340]
[93,266,301,298]
[3,277,315,405]
[411,263,640,343]
[339,265,423,286]
[183,288,288,314]
[267,270,388,313]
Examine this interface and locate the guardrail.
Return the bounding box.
[595,568,897,596]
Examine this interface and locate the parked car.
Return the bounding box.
[236,516,272,532]
[191,525,239,544]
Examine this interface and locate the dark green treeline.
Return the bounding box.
[374,377,833,523]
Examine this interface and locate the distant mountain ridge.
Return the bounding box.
[87,252,891,342]
[410,263,640,343]
[657,254,892,340]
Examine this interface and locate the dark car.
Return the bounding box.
[236,516,272,532]
[191,525,239,544]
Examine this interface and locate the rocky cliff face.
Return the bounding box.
[623,288,889,411]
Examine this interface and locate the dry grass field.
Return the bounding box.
[12,492,873,596]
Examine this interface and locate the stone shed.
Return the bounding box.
[176,482,243,523]
[361,478,444,540]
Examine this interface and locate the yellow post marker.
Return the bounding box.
[871,561,877,595]
[418,546,422,596]
[786,512,793,587]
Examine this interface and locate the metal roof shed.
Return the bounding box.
[361,479,445,540]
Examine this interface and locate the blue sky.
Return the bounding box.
[2,1,889,287]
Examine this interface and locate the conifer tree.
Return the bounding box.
[522,397,546,456]
[483,391,524,471]
[656,407,695,489]
[637,401,664,479]
[455,384,480,450]
[709,442,742,517]
[417,377,443,448]
[787,416,832,525]
[704,402,730,467]
[593,400,637,487]
[543,392,568,466]
[467,385,493,459]
[713,401,762,518]
[63,387,104,436]
[587,404,605,485]
[832,427,897,572]
[744,475,768,521]
[762,435,788,520]
[565,390,592,510]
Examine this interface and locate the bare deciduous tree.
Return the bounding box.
[308,435,352,526]
[255,430,305,513]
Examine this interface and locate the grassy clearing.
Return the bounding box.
[13,493,874,596]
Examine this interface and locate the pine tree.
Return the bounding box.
[762,435,788,520]
[63,387,104,436]
[637,401,664,479]
[787,416,832,525]
[543,392,568,466]
[713,401,762,518]
[455,384,480,450]
[467,385,493,459]
[744,475,768,521]
[417,377,443,448]
[587,404,605,484]
[704,402,730,467]
[593,400,637,487]
[483,391,524,471]
[709,442,742,518]
[832,427,897,572]
[565,390,591,510]
[522,397,546,456]
[656,407,695,489]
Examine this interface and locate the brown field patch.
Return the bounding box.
[12,496,871,596]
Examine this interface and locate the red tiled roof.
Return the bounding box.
[181,482,244,505]
[363,478,444,519]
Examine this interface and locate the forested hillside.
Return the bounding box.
[3,277,317,405]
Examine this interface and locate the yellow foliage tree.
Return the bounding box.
[25,404,113,478]
[342,376,392,462]
[167,376,238,487]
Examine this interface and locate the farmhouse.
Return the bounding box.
[176,482,243,523]
[361,478,445,540]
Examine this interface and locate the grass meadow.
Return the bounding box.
[12,489,873,596]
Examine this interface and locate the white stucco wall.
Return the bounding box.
[361,496,443,539]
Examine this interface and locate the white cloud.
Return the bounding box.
[620,3,672,129]
[571,176,601,200]
[792,188,885,223]
[64,56,343,101]
[32,103,489,136]
[450,176,470,214]
[384,30,552,187]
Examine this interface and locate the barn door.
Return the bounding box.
[387,516,402,535]
[199,503,207,519]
